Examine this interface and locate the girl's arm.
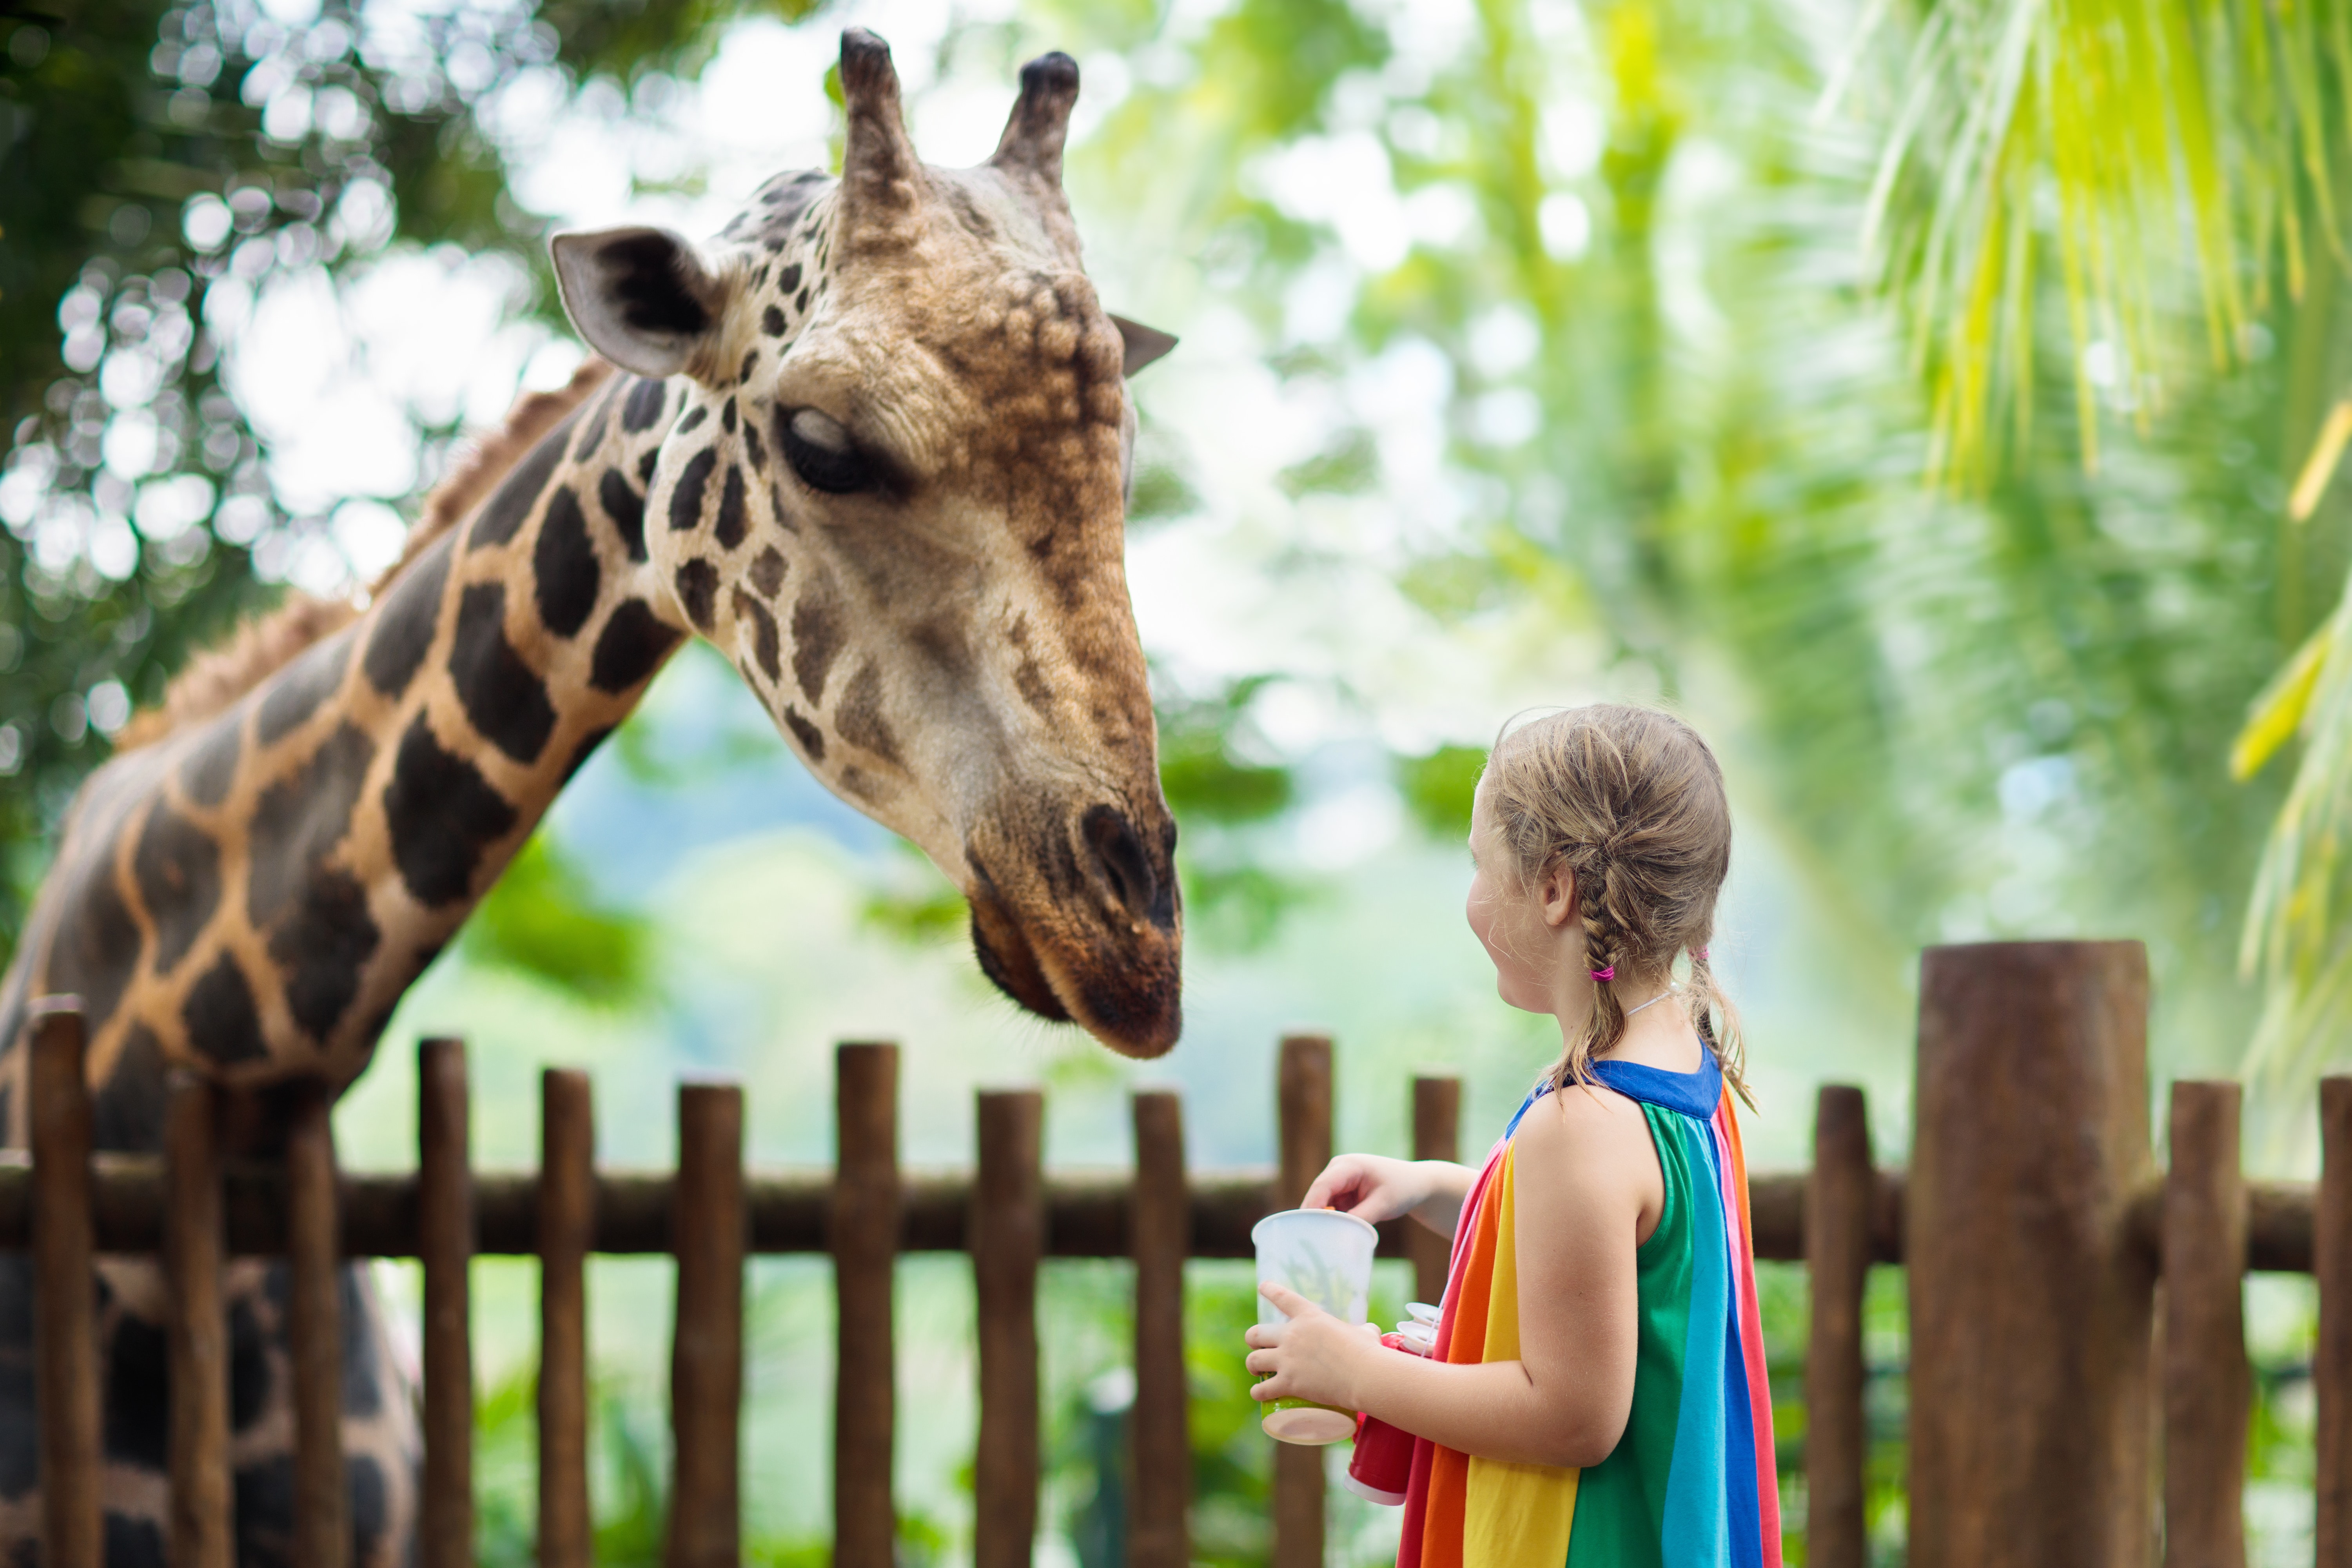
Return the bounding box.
[1247,1085,1660,1470]
[1301,1155,1478,1238]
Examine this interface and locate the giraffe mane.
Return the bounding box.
[114,356,617,752]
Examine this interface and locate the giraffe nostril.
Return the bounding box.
[1082,805,1169,929]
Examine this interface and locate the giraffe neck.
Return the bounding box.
[10,368,703,1118]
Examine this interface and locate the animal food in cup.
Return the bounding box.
[1251,1207,1379,1445]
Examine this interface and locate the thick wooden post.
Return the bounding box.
[29,1002,100,1568]
[418,1038,474,1568]
[537,1069,595,1568]
[1409,1076,1459,1307]
[1805,1085,1871,1568]
[164,1073,232,1568]
[834,1043,900,1568]
[667,1080,744,1568]
[1274,1034,1333,1568]
[1130,1091,1190,1568]
[1908,941,2154,1568]
[2162,1080,2247,1568]
[285,1082,348,1568]
[2316,1077,2352,1565]
[974,1091,1044,1568]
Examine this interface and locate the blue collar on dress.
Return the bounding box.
[1508,1048,1723,1135]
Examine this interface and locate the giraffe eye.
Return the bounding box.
[779,408,875,495]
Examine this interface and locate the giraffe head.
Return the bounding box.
[549,30,1183,1055]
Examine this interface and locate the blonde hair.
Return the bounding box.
[1483,703,1748,1103]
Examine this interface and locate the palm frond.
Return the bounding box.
[1865,0,2344,484]
[2243,560,2352,1072]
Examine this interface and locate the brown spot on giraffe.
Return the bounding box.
[0,29,1182,1561]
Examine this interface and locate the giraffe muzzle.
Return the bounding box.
[964,806,1182,1056]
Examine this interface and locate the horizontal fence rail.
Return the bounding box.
[0,1153,2331,1271]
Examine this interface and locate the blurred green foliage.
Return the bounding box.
[470,1360,887,1568]
[1157,681,1296,827]
[857,840,972,944]
[460,835,648,1004]
[1396,746,1486,841]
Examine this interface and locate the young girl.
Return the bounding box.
[1244,704,1779,1568]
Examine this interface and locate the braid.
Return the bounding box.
[1552,851,1631,1092]
[1686,942,1753,1109]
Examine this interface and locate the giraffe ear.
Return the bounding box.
[551,226,729,380]
[1110,315,1177,377]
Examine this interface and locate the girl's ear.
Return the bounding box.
[1540,864,1579,929]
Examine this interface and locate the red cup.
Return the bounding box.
[1340,1332,1422,1506]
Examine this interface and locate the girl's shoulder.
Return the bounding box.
[1513,1077,1655,1164]
[1509,1077,1666,1235]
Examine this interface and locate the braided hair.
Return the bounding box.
[1484,704,1749,1104]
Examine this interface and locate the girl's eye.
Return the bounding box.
[779,408,875,494]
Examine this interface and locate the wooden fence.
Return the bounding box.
[13,940,2352,1565]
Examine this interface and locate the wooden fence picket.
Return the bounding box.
[2319,1076,2352,1566]
[1129,1089,1191,1568]
[285,1081,346,1568]
[833,1042,899,1568]
[669,1081,746,1568]
[1806,1085,1872,1568]
[30,1002,99,1568]
[418,1037,474,1568]
[2164,1081,2250,1568]
[163,1072,231,1568]
[1408,1075,1459,1307]
[1272,1033,1332,1568]
[536,1067,595,1568]
[974,1091,1045,1568]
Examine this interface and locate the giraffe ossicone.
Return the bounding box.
[0,28,1182,1564]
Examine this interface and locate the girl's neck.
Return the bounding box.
[1571,980,1706,1075]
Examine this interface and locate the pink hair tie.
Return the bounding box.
[1693,946,1710,964]
[1589,966,1615,983]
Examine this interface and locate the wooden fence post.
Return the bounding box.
[1907,941,2154,1568]
[286,1080,348,1568]
[2317,1076,2352,1566]
[29,1001,99,1568]
[1806,1085,1871,1568]
[537,1068,594,1568]
[668,1080,745,1568]
[835,1043,900,1568]
[164,1071,231,1568]
[1130,1090,1190,1568]
[1274,1033,1333,1568]
[1409,1077,1459,1308]
[2163,1080,2248,1568]
[974,1091,1045,1568]
[418,1037,474,1568]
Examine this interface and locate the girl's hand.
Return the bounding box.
[1244,1283,1380,1408]
[1300,1154,1432,1223]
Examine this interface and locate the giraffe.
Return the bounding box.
[0,29,1183,1564]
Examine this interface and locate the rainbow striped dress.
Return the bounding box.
[1395,1052,1781,1568]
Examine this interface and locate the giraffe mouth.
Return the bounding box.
[965,854,1182,1058]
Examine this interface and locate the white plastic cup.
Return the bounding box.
[1251,1207,1379,1444]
